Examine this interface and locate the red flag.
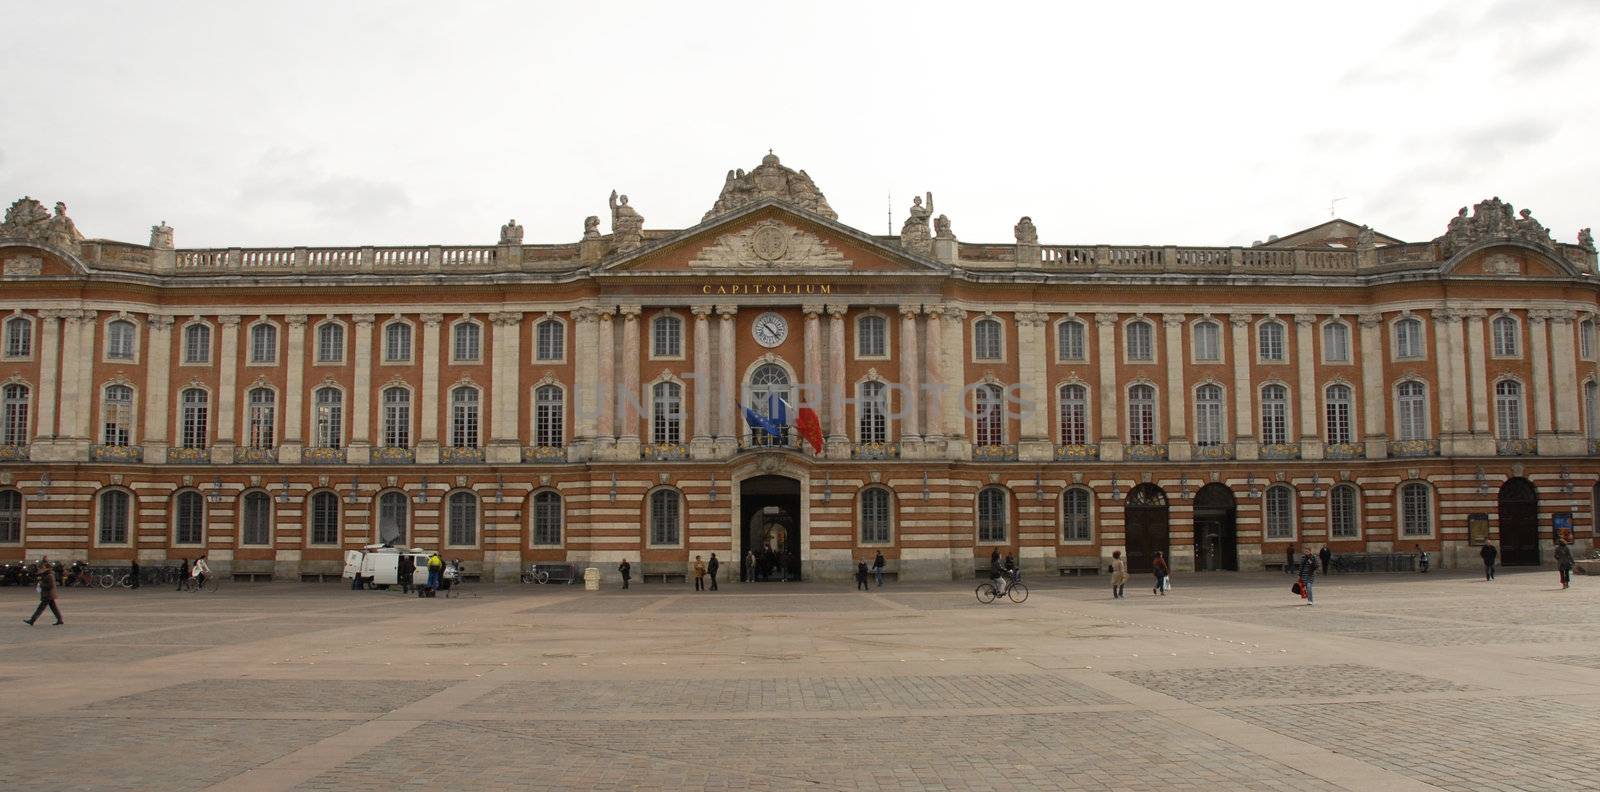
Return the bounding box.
[795,406,824,454]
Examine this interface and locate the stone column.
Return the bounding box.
[141,315,173,463]
[211,314,241,463]
[1015,310,1049,460]
[1432,311,1461,447]
[801,304,823,438]
[691,305,714,458]
[1358,313,1387,458]
[571,307,599,460]
[280,315,307,463]
[1550,311,1582,443]
[595,308,616,449]
[716,305,738,455]
[939,306,967,459]
[615,305,642,458]
[1095,313,1122,460]
[825,304,848,456]
[1464,309,1490,435]
[49,311,84,454]
[1230,313,1256,460]
[921,305,945,451]
[1294,314,1321,459]
[1162,313,1188,460]
[1529,311,1554,436]
[487,311,522,463]
[33,311,61,444]
[348,313,374,464]
[416,313,443,464]
[64,311,98,452]
[1442,310,1479,454]
[898,304,923,454]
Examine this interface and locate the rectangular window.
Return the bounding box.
[1058,321,1086,362]
[453,323,481,362]
[859,381,887,443]
[310,494,339,545]
[1265,488,1294,539]
[652,317,682,358]
[1062,490,1091,541]
[174,494,204,545]
[1401,485,1431,537]
[860,489,890,544]
[535,321,564,361]
[4,318,31,358]
[98,492,129,544]
[1330,487,1358,539]
[1323,323,1350,362]
[385,323,412,362]
[242,495,271,545]
[0,490,22,543]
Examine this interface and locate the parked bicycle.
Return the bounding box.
[519,564,551,584]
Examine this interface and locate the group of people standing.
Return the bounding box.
[744,549,791,582]
[855,552,887,590]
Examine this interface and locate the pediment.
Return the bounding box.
[1442,242,1578,278]
[688,219,850,269]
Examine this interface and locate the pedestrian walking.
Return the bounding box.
[1110,550,1128,599]
[1318,545,1331,575]
[707,553,720,591]
[1284,544,1296,575]
[130,559,140,589]
[872,551,885,588]
[397,554,414,594]
[692,555,706,591]
[24,559,63,626]
[856,560,870,591]
[176,558,189,591]
[426,552,443,594]
[1297,549,1317,605]
[1415,544,1430,573]
[1151,551,1169,596]
[1480,542,1498,581]
[618,558,631,589]
[744,550,755,582]
[1556,539,1574,589]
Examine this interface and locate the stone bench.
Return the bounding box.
[1058,558,1102,576]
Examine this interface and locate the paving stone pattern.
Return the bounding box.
[95,678,454,713]
[1112,663,1475,702]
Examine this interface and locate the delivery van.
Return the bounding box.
[343,544,431,589]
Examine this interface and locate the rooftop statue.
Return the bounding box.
[499,218,524,245]
[1014,216,1038,245]
[1438,197,1555,257]
[583,215,601,240]
[934,213,953,240]
[1,196,82,254]
[703,152,837,221]
[150,221,174,250]
[900,192,934,255]
[610,190,644,253]
[1579,227,1595,252]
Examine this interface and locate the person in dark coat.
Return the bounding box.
[397,554,414,594]
[1556,539,1575,589]
[1284,545,1296,575]
[176,558,190,592]
[25,559,63,626]
[1298,550,1318,605]
[1318,545,1331,575]
[872,551,886,588]
[130,559,140,589]
[707,553,720,591]
[856,560,870,591]
[1480,542,1498,581]
[1151,551,1169,595]
[618,558,631,589]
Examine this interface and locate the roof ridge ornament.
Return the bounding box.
[1,196,83,254]
[703,152,836,221]
[1437,196,1554,257]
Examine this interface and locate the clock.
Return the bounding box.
[752,312,788,348]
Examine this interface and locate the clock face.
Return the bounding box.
[752,312,789,348]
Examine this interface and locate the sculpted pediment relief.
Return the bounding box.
[689,219,851,269]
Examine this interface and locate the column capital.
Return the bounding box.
[352,313,376,327]
[716,304,739,318]
[146,315,175,331]
[1432,308,1463,325]
[824,303,848,318]
[420,313,444,327]
[1459,308,1489,319]
[898,303,922,319]
[1016,311,1049,328]
[1293,313,1317,327]
[490,311,523,327]
[617,304,643,319]
[690,304,714,317]
[217,314,241,328]
[801,303,824,317]
[1229,312,1253,328]
[1357,313,1383,328]
[284,314,308,328]
[572,306,599,323]
[1095,312,1120,327]
[1162,313,1187,328]
[939,306,966,323]
[1528,311,1549,326]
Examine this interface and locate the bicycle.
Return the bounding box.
[179,575,221,593]
[519,564,550,584]
[975,574,1029,604]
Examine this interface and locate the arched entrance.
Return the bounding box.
[739,474,802,581]
[1498,477,1540,566]
[1193,483,1238,571]
[1125,484,1169,573]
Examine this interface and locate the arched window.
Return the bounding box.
[241,491,272,546]
[1396,381,1428,441]
[447,490,478,546]
[3,316,30,358]
[173,490,204,545]
[860,487,891,544]
[532,490,562,546]
[180,388,208,448]
[98,489,130,545]
[1322,321,1350,363]
[382,387,410,448]
[101,384,133,447]
[858,380,887,443]
[1192,320,1221,362]
[652,381,682,444]
[384,321,412,362]
[857,314,888,358]
[975,383,1004,446]
[1194,384,1224,446]
[249,323,278,364]
[452,320,481,362]
[377,491,408,545]
[1329,484,1359,539]
[1586,381,1599,440]
[1260,384,1288,445]
[1491,315,1519,357]
[1,384,27,446]
[1264,485,1295,539]
[313,387,343,449]
[105,319,136,360]
[747,364,790,444]
[1581,319,1596,360]
[1400,482,1432,537]
[974,318,1003,360]
[1494,380,1524,440]
[1058,384,1088,445]
[1324,384,1353,444]
[651,314,683,358]
[648,488,681,546]
[0,489,22,544]
[1062,487,1092,541]
[864,316,889,360]
[1125,320,1154,362]
[247,388,276,449]
[450,387,479,448]
[183,323,211,364]
[1258,320,1286,362]
[1057,319,1086,362]
[316,322,345,363]
[1394,317,1423,360]
[535,319,564,362]
[309,491,339,545]
[1128,383,1156,444]
[534,385,563,447]
[978,487,1008,543]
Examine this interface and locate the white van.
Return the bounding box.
[343,544,431,589]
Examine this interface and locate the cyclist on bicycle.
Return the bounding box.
[990,551,1008,597]
[191,555,210,590]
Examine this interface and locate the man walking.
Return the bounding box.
[856,560,870,591]
[176,558,189,591]
[707,553,720,591]
[618,558,631,589]
[24,558,63,626]
[1318,545,1331,575]
[397,553,414,594]
[1480,542,1498,581]
[744,550,755,582]
[692,555,706,591]
[1555,538,1575,590]
[1298,548,1317,606]
[130,558,140,589]
[872,551,885,588]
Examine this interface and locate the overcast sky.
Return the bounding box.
[2,0,1596,250]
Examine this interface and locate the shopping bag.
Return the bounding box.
[1291,581,1302,596]
[1162,576,1173,592]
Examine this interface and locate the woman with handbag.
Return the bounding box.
[1109,550,1128,599]
[1151,551,1168,596]
[1297,549,1317,605]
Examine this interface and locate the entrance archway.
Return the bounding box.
[739,474,802,581]
[1125,484,1169,573]
[1498,477,1540,566]
[1193,483,1238,571]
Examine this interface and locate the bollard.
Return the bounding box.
[583,567,600,591]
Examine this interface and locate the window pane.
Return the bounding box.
[859,316,886,357]
[102,385,133,446]
[975,320,1002,360]
[536,320,564,361]
[378,492,408,545]
[383,388,411,448]
[652,316,682,357]
[1261,385,1287,444]
[653,382,682,444]
[174,491,204,545]
[318,324,344,362]
[311,492,339,545]
[1193,322,1219,361]
[1128,384,1155,444]
[4,318,31,357]
[1401,484,1431,536]
[978,488,1007,542]
[1265,486,1293,539]
[451,388,479,448]
[448,492,477,545]
[1063,489,1091,541]
[976,385,1004,446]
[650,490,680,545]
[181,389,208,449]
[1330,486,1358,539]
[385,323,412,361]
[251,324,277,363]
[242,492,272,545]
[454,322,481,361]
[860,488,890,543]
[1259,322,1284,361]
[533,491,562,545]
[185,325,211,363]
[1127,322,1152,361]
[1058,384,1087,445]
[1323,323,1349,362]
[0,489,21,543]
[1059,321,1085,361]
[99,490,129,544]
[535,385,564,447]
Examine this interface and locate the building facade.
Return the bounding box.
[2,155,1598,581]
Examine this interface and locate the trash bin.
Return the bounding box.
[583,567,600,591]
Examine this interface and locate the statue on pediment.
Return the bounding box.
[900,192,934,255]
[1438,197,1555,256]
[703,152,837,221]
[1579,227,1594,252]
[610,190,644,253]
[934,214,953,240]
[1,196,81,254]
[1356,225,1375,251]
[1014,216,1038,245]
[499,218,524,245]
[583,215,601,240]
[150,221,174,250]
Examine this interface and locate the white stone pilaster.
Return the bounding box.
[1529,312,1553,435]
[141,315,173,462]
[1551,311,1582,435]
[921,306,945,449]
[1162,313,1188,460]
[717,305,738,454]
[939,307,967,459]
[691,305,714,457]
[1464,310,1489,434]
[595,308,616,446]
[416,313,443,463]
[1294,314,1321,459]
[1015,310,1050,460]
[616,305,642,458]
[898,304,923,452]
[211,314,240,463]
[1358,313,1387,458]
[570,307,599,459]
[1230,314,1256,459]
[1095,313,1122,460]
[825,304,847,455]
[34,311,61,442]
[486,311,522,463]
[348,314,374,464]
